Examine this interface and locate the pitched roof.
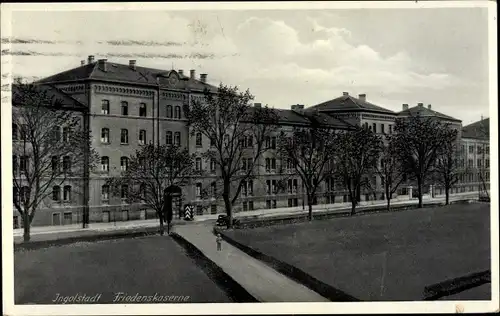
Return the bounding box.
[306,94,396,115]
[462,117,489,140]
[36,60,218,93]
[12,84,87,111]
[397,105,461,123]
[301,111,353,129]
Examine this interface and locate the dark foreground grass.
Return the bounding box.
[224,203,491,301]
[15,235,233,304]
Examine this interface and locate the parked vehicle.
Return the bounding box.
[216,214,240,227]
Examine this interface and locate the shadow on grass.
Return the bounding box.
[214,227,359,302]
[170,233,258,303]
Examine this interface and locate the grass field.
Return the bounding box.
[225,203,491,301]
[15,236,233,304]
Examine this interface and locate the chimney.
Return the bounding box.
[98,59,107,72]
[80,60,85,66]
[418,102,424,107]
[402,104,409,111]
[254,103,262,108]
[200,74,207,83]
[427,104,432,110]
[358,94,366,101]
[87,55,95,64]
[291,104,304,111]
[343,92,349,96]
[178,69,184,76]
[129,60,136,70]
[190,69,195,79]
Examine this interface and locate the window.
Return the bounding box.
[211,182,217,196]
[272,200,277,209]
[140,184,146,200]
[174,132,181,146]
[271,158,276,170]
[266,180,271,194]
[196,158,202,171]
[20,186,30,204]
[242,181,248,196]
[120,129,129,144]
[242,159,247,171]
[265,158,270,171]
[165,131,172,145]
[19,124,27,141]
[63,185,71,201]
[478,146,483,154]
[139,103,147,117]
[20,155,29,173]
[102,185,109,201]
[248,180,253,195]
[210,136,216,147]
[271,137,276,149]
[174,106,181,119]
[372,123,377,133]
[52,126,61,142]
[249,201,254,210]
[52,186,60,201]
[101,128,110,143]
[486,146,490,154]
[196,183,202,197]
[139,130,146,145]
[62,127,70,142]
[389,125,393,134]
[51,156,59,173]
[210,159,216,172]
[211,205,217,214]
[288,199,293,207]
[486,159,490,168]
[266,200,272,209]
[247,135,253,147]
[477,159,482,168]
[468,159,473,168]
[121,101,129,116]
[196,205,203,216]
[293,179,298,192]
[288,179,293,193]
[272,180,277,194]
[265,136,271,148]
[12,124,18,140]
[243,201,248,212]
[13,187,19,205]
[120,157,129,171]
[381,124,385,134]
[195,133,202,147]
[13,155,18,174]
[121,185,128,199]
[64,212,73,225]
[469,145,474,154]
[63,156,71,172]
[166,105,173,118]
[101,156,109,172]
[101,100,110,114]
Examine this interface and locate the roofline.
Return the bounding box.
[312,108,397,116]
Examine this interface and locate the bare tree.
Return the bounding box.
[107,144,196,235]
[376,135,407,211]
[278,126,337,221]
[392,115,451,208]
[12,82,96,242]
[184,84,279,228]
[334,127,382,215]
[432,128,460,205]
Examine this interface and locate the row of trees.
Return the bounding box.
[12,82,484,241]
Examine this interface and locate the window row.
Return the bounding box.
[102,100,148,117]
[12,124,73,142]
[13,155,73,174]
[51,185,73,201]
[100,156,130,172]
[362,122,393,134]
[166,131,182,146]
[101,184,133,200]
[101,128,149,145]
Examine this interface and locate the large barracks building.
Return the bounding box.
[12,57,490,227]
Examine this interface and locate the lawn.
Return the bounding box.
[225,203,491,301]
[15,236,233,304]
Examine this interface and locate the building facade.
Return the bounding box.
[13,57,490,227]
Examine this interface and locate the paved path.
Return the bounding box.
[13,192,479,243]
[174,223,330,302]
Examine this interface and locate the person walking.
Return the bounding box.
[216,233,223,251]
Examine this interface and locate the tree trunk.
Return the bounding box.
[307,201,313,221]
[350,201,356,216]
[417,177,423,208]
[158,212,165,236]
[445,186,450,205]
[23,212,30,242]
[223,192,232,229]
[386,195,391,212]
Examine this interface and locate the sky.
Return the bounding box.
[1,5,492,125]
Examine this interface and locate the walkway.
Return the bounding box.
[174,223,330,302]
[13,191,479,243]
